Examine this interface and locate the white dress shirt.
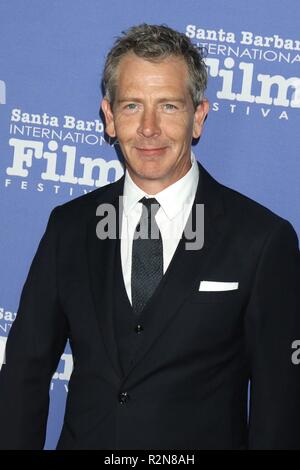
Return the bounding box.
[120,152,199,304]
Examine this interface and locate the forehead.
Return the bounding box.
[115,53,190,94]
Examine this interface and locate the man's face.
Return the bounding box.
[102,53,209,192]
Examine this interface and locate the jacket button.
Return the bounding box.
[119,391,129,404]
[135,324,144,334]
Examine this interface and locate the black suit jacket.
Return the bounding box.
[0,161,299,449]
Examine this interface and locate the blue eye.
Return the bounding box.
[164,103,177,111]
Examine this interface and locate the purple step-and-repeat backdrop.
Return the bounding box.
[0,0,299,449]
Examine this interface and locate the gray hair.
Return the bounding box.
[102,23,208,108]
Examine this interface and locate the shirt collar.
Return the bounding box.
[123,152,199,220]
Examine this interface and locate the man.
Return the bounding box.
[0,24,299,450]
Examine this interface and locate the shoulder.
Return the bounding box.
[48,176,124,225]
[222,182,298,246]
[220,181,284,227]
[199,162,298,245]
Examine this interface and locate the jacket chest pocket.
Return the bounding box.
[188,289,240,303]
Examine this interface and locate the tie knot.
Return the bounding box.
[139,197,160,217]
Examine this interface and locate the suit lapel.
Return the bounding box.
[86,176,125,384]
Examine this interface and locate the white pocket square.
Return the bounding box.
[199,281,239,291]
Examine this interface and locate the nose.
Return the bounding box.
[137,107,161,138]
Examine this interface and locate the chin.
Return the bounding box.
[134,170,162,181]
[131,162,167,178]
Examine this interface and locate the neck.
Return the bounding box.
[127,160,192,195]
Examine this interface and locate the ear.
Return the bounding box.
[192,99,209,139]
[101,98,116,138]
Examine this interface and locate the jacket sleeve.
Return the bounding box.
[245,219,300,449]
[0,207,68,449]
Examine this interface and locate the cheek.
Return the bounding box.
[164,110,193,127]
[114,116,137,141]
[163,116,193,141]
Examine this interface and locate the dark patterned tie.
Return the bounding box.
[131,197,163,315]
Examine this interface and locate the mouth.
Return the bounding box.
[135,147,168,157]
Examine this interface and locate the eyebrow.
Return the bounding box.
[116,97,186,104]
